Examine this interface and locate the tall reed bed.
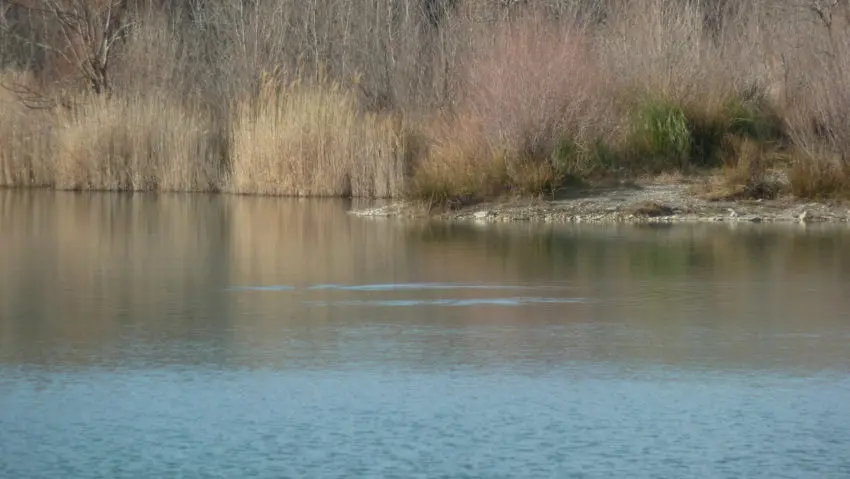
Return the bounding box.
[52,95,223,192]
[0,72,54,187]
[0,0,849,200]
[229,80,407,197]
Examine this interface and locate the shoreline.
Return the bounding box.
[3,182,848,225]
[353,182,850,225]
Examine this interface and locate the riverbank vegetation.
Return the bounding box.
[1,0,849,202]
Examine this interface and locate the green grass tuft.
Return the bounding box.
[628,99,691,172]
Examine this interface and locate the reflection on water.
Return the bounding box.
[1,191,849,478]
[304,296,587,307]
[229,282,587,306]
[227,282,539,292]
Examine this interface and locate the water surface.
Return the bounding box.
[1,191,849,478]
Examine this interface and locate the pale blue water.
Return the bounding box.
[1,192,849,478]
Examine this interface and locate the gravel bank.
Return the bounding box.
[352,183,850,224]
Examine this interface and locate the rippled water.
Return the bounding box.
[1,191,850,478]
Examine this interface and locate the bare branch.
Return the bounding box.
[4,0,131,97]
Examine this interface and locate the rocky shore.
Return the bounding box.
[352,183,850,224]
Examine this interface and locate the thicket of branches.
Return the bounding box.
[0,0,760,110]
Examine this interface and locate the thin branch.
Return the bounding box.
[0,77,72,110]
[0,24,65,56]
[104,21,133,51]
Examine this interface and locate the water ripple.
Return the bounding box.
[225,285,296,292]
[306,283,533,291]
[226,282,544,292]
[305,297,586,307]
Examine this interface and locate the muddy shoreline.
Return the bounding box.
[353,183,850,224]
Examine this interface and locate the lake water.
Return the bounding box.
[1,191,849,479]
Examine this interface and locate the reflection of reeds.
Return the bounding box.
[0,191,233,355]
[2,191,849,368]
[226,197,408,287]
[405,221,850,316]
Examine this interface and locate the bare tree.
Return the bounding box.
[1,0,132,106]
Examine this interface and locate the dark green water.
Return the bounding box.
[1,191,849,478]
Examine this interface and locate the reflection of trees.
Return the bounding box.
[407,221,850,283]
[2,190,848,371]
[0,191,235,366]
[404,221,850,370]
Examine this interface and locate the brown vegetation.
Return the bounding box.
[1,0,849,200]
[414,13,616,204]
[52,94,223,191]
[229,81,407,197]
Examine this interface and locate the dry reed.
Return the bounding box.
[229,81,406,198]
[52,95,222,192]
[0,71,54,187]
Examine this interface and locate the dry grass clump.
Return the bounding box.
[229,80,407,198]
[411,114,508,206]
[788,152,850,200]
[411,12,617,204]
[53,95,223,191]
[696,138,784,201]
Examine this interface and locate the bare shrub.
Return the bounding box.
[159,0,461,114]
[774,2,850,199]
[597,1,794,172]
[109,8,185,98]
[463,13,608,159]
[599,0,759,104]
[697,137,784,201]
[413,10,618,202]
[412,113,507,204]
[1,0,133,100]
